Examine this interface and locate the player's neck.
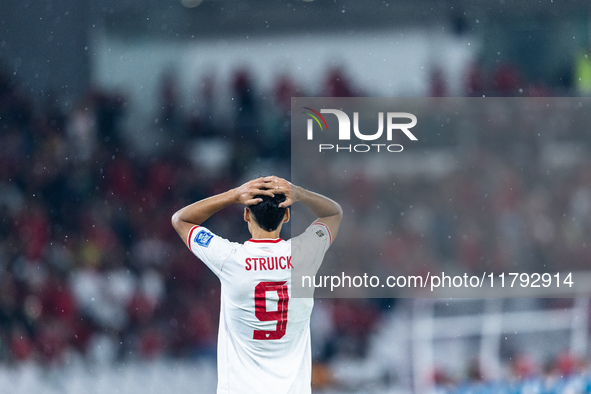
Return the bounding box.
[250,227,281,240]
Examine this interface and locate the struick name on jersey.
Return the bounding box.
[306,110,418,153]
[245,256,293,271]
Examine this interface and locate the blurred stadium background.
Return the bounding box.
[1,0,591,392]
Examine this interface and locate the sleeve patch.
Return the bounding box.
[315,229,326,238]
[194,230,214,247]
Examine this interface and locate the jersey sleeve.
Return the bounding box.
[291,222,332,274]
[187,225,235,276]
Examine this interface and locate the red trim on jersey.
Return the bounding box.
[187,225,200,251]
[247,238,283,243]
[313,222,332,244]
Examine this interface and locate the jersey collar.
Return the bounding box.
[247,238,283,243]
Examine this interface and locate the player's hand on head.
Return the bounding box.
[235,177,276,206]
[259,176,296,208]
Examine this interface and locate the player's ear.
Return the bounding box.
[244,207,250,222]
[283,208,290,223]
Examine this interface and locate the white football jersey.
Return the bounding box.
[187,222,332,394]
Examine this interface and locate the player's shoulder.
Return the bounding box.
[292,222,331,242]
[188,225,240,250]
[310,222,331,242]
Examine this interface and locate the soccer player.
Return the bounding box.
[171,176,342,393]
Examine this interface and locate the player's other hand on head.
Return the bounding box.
[235,177,276,206]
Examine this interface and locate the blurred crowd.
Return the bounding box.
[433,351,591,393]
[1,56,591,393]
[0,66,292,366]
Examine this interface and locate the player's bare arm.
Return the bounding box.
[171,177,276,247]
[272,177,343,242]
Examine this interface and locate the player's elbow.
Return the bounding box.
[333,202,343,222]
[171,210,183,230]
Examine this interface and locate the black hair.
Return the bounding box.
[248,194,287,232]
